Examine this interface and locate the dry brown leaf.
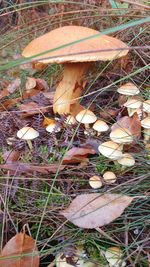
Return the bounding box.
[2,150,20,164]
[62,147,96,164]
[36,79,49,91]
[111,114,141,139]
[61,193,133,229]
[19,101,49,117]
[0,162,65,174]
[0,232,39,267]
[43,117,55,127]
[99,108,119,121]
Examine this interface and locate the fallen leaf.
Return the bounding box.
[0,232,39,267]
[99,108,119,121]
[0,163,65,174]
[111,114,141,139]
[36,79,49,91]
[61,193,133,229]
[7,78,21,94]
[62,147,96,164]
[2,150,20,163]
[43,117,55,127]
[70,103,84,117]
[19,101,49,117]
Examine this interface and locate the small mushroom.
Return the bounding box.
[65,115,76,125]
[105,247,125,267]
[98,141,123,160]
[92,120,109,136]
[22,26,128,115]
[76,109,97,129]
[103,171,117,184]
[46,120,61,133]
[117,82,139,96]
[89,175,102,189]
[123,97,142,117]
[143,100,150,117]
[141,117,150,143]
[117,153,135,167]
[17,126,39,149]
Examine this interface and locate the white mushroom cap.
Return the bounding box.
[123,98,142,109]
[141,117,150,129]
[117,153,135,166]
[110,128,133,144]
[105,247,124,267]
[89,176,102,189]
[17,127,39,140]
[143,100,150,113]
[117,82,139,96]
[103,171,117,184]
[93,120,109,132]
[65,115,76,125]
[46,121,61,133]
[98,141,123,160]
[76,109,97,124]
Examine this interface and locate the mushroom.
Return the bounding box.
[17,126,39,149]
[76,109,97,128]
[117,82,139,96]
[123,97,142,117]
[65,115,76,125]
[105,247,126,267]
[56,249,97,267]
[103,171,117,184]
[143,100,150,117]
[89,175,102,189]
[92,120,109,136]
[46,120,61,133]
[141,117,150,143]
[117,153,135,167]
[22,26,129,115]
[110,128,134,148]
[98,141,123,160]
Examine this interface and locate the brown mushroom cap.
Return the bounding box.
[22,26,129,64]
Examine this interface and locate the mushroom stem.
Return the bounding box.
[143,129,150,144]
[27,140,33,150]
[53,62,90,114]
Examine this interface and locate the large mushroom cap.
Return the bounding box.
[117,153,135,166]
[22,26,129,64]
[110,128,133,144]
[123,98,142,109]
[117,82,139,96]
[76,109,97,124]
[98,140,123,160]
[143,100,150,113]
[141,117,150,129]
[17,127,39,140]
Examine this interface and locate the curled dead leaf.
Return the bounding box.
[0,232,39,267]
[61,193,133,229]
